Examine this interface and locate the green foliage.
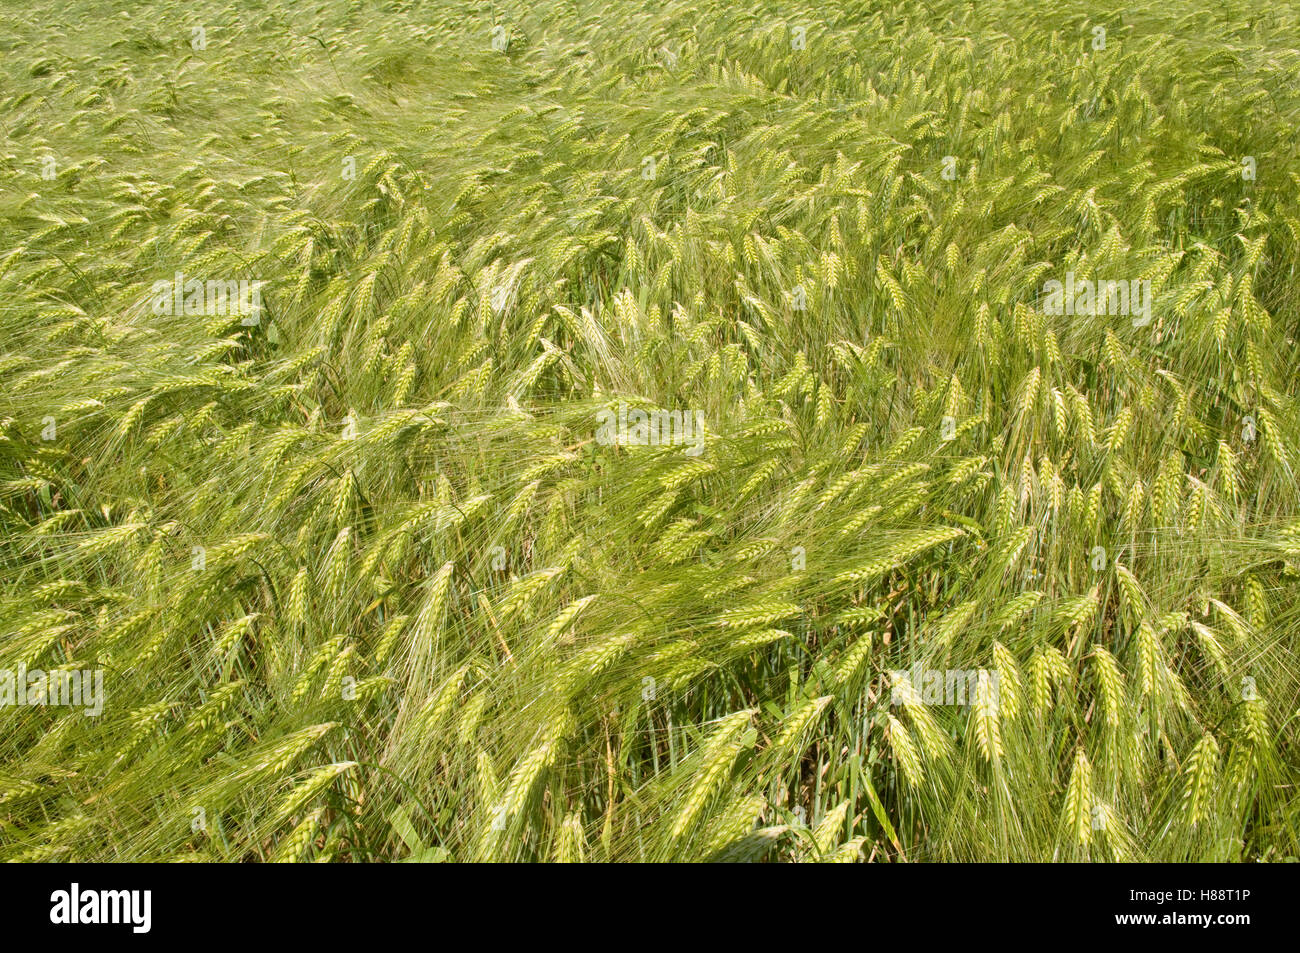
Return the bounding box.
[1,0,1298,862]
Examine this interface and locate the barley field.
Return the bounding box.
[1,0,1298,863]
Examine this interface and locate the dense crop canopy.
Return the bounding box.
[1,0,1298,862]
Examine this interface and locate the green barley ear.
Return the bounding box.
[372,613,410,668]
[772,695,834,758]
[991,591,1043,635]
[1114,563,1147,625]
[457,693,489,747]
[271,762,356,829]
[1210,599,1252,646]
[898,681,952,762]
[831,632,875,696]
[973,670,1003,762]
[1062,749,1093,847]
[1135,622,1164,701]
[811,801,852,857]
[1182,732,1221,827]
[552,813,587,863]
[250,724,337,780]
[886,714,925,789]
[823,836,869,863]
[1237,697,1269,751]
[543,595,598,643]
[1085,482,1103,535]
[409,561,455,665]
[698,794,768,861]
[928,599,979,651]
[290,634,346,703]
[323,527,352,599]
[287,567,309,628]
[269,808,324,863]
[1188,621,1229,678]
[479,713,574,861]
[990,641,1023,721]
[669,709,756,843]
[1121,479,1145,532]
[1245,576,1269,632]
[1027,647,1070,716]
[1089,645,1124,729]
[1217,441,1239,502]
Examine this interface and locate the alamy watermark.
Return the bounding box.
[50,884,150,933]
[150,271,265,325]
[1042,272,1152,327]
[596,401,706,456]
[890,664,999,707]
[1,665,104,717]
